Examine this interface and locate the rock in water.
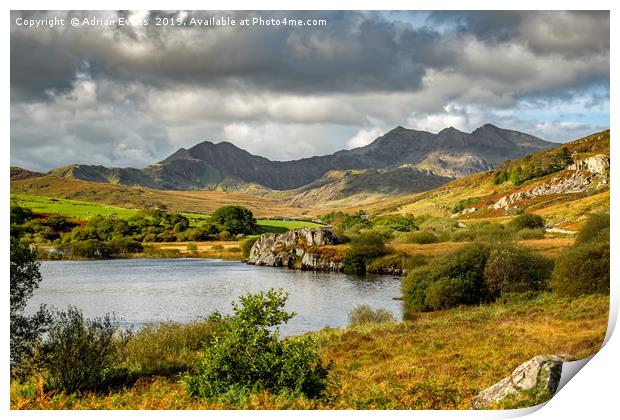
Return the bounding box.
[246,228,343,271]
[472,355,566,409]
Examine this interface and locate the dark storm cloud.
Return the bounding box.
[10,10,610,170]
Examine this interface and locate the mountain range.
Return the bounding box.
[42,124,555,193]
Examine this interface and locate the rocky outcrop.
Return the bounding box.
[472,355,566,409]
[246,228,343,271]
[490,154,609,210]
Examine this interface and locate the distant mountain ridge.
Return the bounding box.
[47,124,555,191]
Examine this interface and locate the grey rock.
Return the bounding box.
[472,355,566,409]
[246,228,342,272]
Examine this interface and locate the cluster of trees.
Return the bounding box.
[402,213,609,314]
[493,146,573,186]
[11,204,258,258]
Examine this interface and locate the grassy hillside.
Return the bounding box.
[364,130,610,229]
[11,293,608,409]
[10,178,311,218]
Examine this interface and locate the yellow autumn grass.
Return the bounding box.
[11,293,608,410]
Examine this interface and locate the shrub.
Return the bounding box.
[218,231,231,241]
[187,289,330,400]
[575,213,609,245]
[342,252,368,275]
[550,240,609,297]
[342,232,388,275]
[240,237,258,258]
[511,214,545,231]
[348,305,395,327]
[70,239,113,259]
[516,227,545,240]
[38,307,125,392]
[371,214,418,232]
[483,244,553,298]
[403,242,491,312]
[399,230,439,244]
[107,237,144,254]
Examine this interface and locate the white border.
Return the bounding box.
[2,1,617,419]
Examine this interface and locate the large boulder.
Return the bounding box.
[472,355,566,409]
[246,228,342,271]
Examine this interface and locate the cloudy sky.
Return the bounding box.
[10,10,609,171]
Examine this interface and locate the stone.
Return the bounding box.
[471,355,566,409]
[246,228,343,272]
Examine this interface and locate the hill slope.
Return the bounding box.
[47,124,554,191]
[363,130,610,229]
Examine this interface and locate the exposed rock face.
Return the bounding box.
[490,154,610,210]
[568,154,610,175]
[246,228,343,271]
[472,355,566,409]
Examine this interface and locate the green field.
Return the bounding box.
[10,193,323,232]
[10,194,139,220]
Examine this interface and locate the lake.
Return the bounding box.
[27,258,403,336]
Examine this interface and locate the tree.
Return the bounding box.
[10,237,51,377]
[210,206,257,235]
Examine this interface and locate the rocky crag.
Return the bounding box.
[246,228,343,271]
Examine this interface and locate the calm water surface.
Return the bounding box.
[27,259,403,335]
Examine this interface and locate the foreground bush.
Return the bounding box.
[187,289,330,400]
[38,307,125,393]
[403,242,492,312]
[575,212,610,245]
[483,245,553,298]
[348,305,395,327]
[551,242,609,297]
[550,213,609,297]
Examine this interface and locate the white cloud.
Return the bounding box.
[347,127,384,149]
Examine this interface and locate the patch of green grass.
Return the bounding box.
[10,194,138,220]
[11,194,323,233]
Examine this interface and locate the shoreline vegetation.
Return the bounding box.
[10,292,609,409]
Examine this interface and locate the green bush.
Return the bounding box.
[483,244,553,298]
[399,230,439,244]
[550,240,609,297]
[575,213,609,245]
[511,214,545,231]
[240,237,258,258]
[403,242,491,312]
[187,289,330,400]
[371,214,418,232]
[516,227,545,240]
[211,206,257,235]
[38,307,125,393]
[69,239,113,259]
[342,232,388,275]
[348,305,395,327]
